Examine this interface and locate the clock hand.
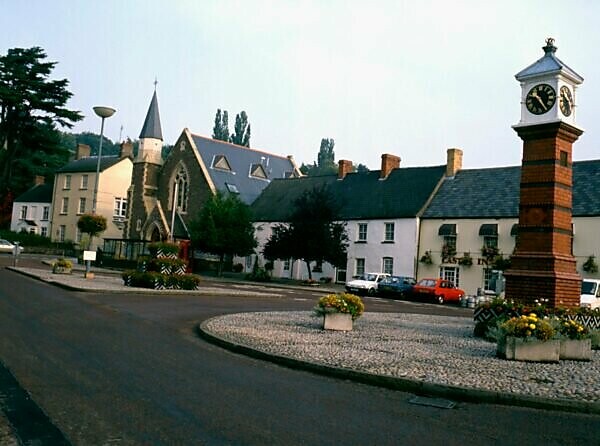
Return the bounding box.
[531,91,547,111]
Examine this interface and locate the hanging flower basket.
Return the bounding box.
[458,252,473,267]
[419,250,433,265]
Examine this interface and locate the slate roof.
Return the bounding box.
[422,159,600,218]
[13,183,53,204]
[139,90,163,140]
[56,156,124,173]
[190,134,298,205]
[516,39,583,83]
[251,165,447,222]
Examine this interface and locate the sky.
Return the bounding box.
[2,0,600,170]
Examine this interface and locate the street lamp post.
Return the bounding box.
[86,106,115,279]
[91,106,116,215]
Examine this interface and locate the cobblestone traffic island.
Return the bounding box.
[201,312,600,409]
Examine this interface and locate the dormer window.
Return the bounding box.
[212,155,232,171]
[249,163,267,179]
[283,171,297,179]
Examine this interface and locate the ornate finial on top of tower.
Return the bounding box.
[154,77,158,91]
[543,37,557,54]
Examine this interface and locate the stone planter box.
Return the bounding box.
[52,266,72,274]
[559,338,592,361]
[497,336,560,363]
[323,313,353,331]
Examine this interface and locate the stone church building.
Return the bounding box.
[124,90,302,246]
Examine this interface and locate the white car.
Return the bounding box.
[345,272,390,296]
[580,279,600,309]
[0,239,23,254]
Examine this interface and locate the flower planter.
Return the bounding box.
[497,336,560,363]
[323,313,353,331]
[52,266,72,274]
[559,339,592,361]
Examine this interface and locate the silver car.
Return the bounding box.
[0,239,24,254]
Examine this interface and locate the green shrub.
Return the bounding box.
[590,330,600,350]
[314,292,365,321]
[232,263,244,273]
[246,267,271,282]
[122,271,165,288]
[123,270,200,290]
[0,230,53,247]
[166,274,201,290]
[146,257,187,273]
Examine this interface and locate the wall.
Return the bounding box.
[10,201,51,236]
[51,159,132,249]
[418,216,600,295]
[252,217,419,282]
[573,216,600,279]
[418,218,517,295]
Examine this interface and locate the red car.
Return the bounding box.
[412,278,465,304]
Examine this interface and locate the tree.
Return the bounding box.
[230,111,251,147]
[77,214,107,249]
[212,109,230,142]
[300,138,337,176]
[0,47,82,195]
[263,186,348,280]
[355,163,369,173]
[317,138,335,170]
[189,192,257,276]
[73,131,120,156]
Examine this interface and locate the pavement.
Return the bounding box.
[1,262,599,444]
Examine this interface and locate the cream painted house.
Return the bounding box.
[50,143,133,249]
[418,160,600,296]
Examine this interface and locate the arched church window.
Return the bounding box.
[173,166,189,213]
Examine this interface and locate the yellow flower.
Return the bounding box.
[529,313,537,318]
[529,324,536,330]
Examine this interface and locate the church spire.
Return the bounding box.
[139,88,163,141]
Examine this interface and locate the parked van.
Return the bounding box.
[580,279,600,309]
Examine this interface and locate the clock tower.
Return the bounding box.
[505,38,584,308]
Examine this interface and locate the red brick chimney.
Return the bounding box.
[380,154,400,179]
[120,141,134,159]
[446,148,463,177]
[34,175,45,185]
[338,159,353,179]
[76,143,91,160]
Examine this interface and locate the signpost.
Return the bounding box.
[83,250,97,279]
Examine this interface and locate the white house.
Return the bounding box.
[10,177,53,237]
[251,150,461,282]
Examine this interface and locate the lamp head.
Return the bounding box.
[93,106,116,119]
